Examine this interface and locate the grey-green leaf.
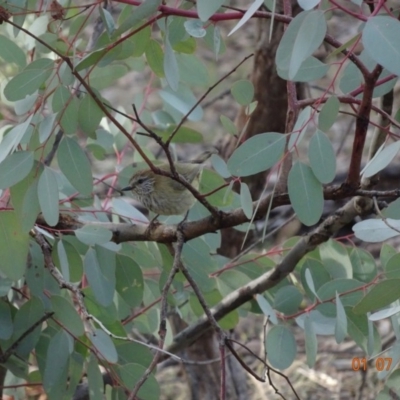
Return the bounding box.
[362,16,400,77]
[211,154,231,178]
[39,113,57,143]
[184,20,206,38]
[181,238,217,292]
[59,97,79,135]
[176,53,210,87]
[227,133,286,177]
[57,137,93,196]
[116,254,144,308]
[384,198,400,220]
[255,294,278,324]
[145,39,165,77]
[370,305,400,321]
[339,60,362,95]
[213,25,221,59]
[298,0,320,10]
[164,36,179,91]
[274,286,303,315]
[90,329,118,363]
[0,115,33,164]
[52,85,70,113]
[288,106,313,150]
[86,355,103,399]
[276,11,327,80]
[13,297,44,358]
[21,178,41,232]
[15,93,38,116]
[228,0,264,36]
[296,310,335,335]
[117,0,161,35]
[75,49,108,72]
[362,141,400,178]
[99,7,115,36]
[43,330,71,393]
[318,239,353,280]
[57,240,70,282]
[318,96,340,131]
[118,363,160,399]
[277,56,329,82]
[84,248,114,307]
[266,325,297,369]
[305,268,318,298]
[159,87,203,121]
[288,161,323,226]
[197,0,225,21]
[240,182,253,219]
[304,315,317,368]
[51,295,84,337]
[0,34,26,68]
[353,279,400,314]
[231,80,254,106]
[78,94,104,136]
[335,293,347,343]
[38,167,59,227]
[0,151,34,189]
[220,115,238,136]
[309,130,336,183]
[4,58,54,101]
[75,225,112,246]
[353,218,400,243]
[0,299,13,340]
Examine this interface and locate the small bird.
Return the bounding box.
[121,150,216,216]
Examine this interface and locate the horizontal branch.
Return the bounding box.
[117,0,291,23]
[298,95,400,130]
[166,196,374,354]
[36,186,400,244]
[115,0,368,74]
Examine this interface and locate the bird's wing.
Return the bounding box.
[159,162,200,189]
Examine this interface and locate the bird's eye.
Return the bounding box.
[137,178,144,184]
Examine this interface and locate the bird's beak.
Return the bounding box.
[121,186,133,191]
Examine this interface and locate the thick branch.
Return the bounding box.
[36,186,400,244]
[346,66,383,186]
[115,0,369,75]
[166,196,374,354]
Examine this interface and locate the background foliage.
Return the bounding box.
[1,0,400,399]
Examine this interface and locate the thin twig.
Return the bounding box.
[127,230,184,399]
[4,17,219,218]
[44,129,63,166]
[179,258,224,338]
[166,194,375,355]
[373,197,400,235]
[175,239,228,394]
[203,89,231,109]
[224,340,265,382]
[224,338,299,398]
[166,54,254,145]
[0,312,54,363]
[32,229,91,323]
[297,96,400,130]
[35,228,213,393]
[220,338,226,400]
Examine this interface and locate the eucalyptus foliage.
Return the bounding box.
[1,0,400,399]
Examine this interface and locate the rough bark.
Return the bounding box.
[175,8,295,398]
[169,313,248,399]
[171,4,302,397]
[218,13,294,258]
